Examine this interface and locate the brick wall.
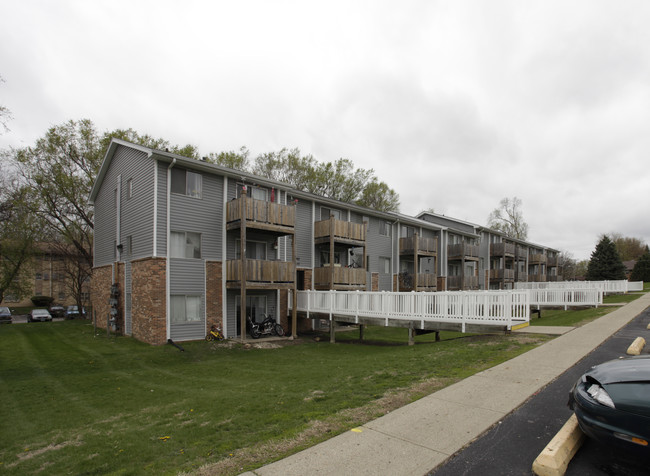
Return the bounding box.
[371,272,379,291]
[91,264,113,330]
[131,257,167,345]
[205,261,223,332]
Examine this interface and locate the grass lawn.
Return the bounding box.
[0,320,552,475]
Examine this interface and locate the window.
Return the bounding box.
[36,273,42,280]
[379,221,391,237]
[401,226,415,238]
[321,207,341,220]
[170,295,202,323]
[237,183,267,201]
[127,178,133,199]
[379,257,391,274]
[236,295,267,323]
[171,169,202,198]
[170,231,201,258]
[126,236,133,257]
[235,240,267,260]
[320,250,342,266]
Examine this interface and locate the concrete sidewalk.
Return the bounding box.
[243,293,650,476]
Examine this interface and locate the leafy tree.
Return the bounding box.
[575,260,589,280]
[609,233,647,261]
[0,74,12,133]
[0,169,38,303]
[630,246,650,282]
[103,128,199,160]
[557,250,577,280]
[206,146,250,170]
[487,197,529,240]
[356,178,400,212]
[586,235,627,281]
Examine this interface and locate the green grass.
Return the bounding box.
[0,321,551,475]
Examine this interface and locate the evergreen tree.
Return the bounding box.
[630,246,650,282]
[585,235,627,280]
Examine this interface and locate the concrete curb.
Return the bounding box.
[626,336,646,355]
[531,414,585,476]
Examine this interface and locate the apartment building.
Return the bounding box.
[90,139,560,345]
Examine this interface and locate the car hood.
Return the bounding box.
[586,355,650,385]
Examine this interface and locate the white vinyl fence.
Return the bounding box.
[515,280,638,295]
[291,290,530,332]
[628,281,644,292]
[527,288,603,309]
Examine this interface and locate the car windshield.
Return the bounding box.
[33,310,49,315]
[0,307,9,313]
[68,306,78,311]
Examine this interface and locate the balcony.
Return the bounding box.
[516,272,528,282]
[314,218,366,246]
[314,266,366,290]
[447,275,479,290]
[489,269,515,280]
[448,243,479,260]
[226,196,295,234]
[516,246,528,260]
[226,259,295,289]
[398,272,437,292]
[547,275,563,282]
[547,256,558,267]
[529,253,547,265]
[490,242,515,257]
[528,273,547,283]
[399,236,437,256]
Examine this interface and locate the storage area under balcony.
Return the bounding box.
[448,243,479,261]
[226,196,295,234]
[399,236,437,256]
[398,272,437,292]
[313,266,366,290]
[226,259,295,289]
[314,217,366,246]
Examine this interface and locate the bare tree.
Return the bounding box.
[487,197,529,240]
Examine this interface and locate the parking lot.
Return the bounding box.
[430,307,650,476]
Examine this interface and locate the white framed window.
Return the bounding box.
[126,235,133,257]
[379,257,391,274]
[127,178,133,199]
[320,207,341,220]
[401,226,415,238]
[320,250,342,266]
[235,239,267,260]
[170,231,201,258]
[171,169,202,198]
[170,295,202,323]
[237,183,267,201]
[379,221,391,237]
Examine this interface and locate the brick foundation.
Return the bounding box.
[206,261,223,332]
[91,263,125,333]
[371,272,379,291]
[131,257,167,345]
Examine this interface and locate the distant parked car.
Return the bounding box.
[569,355,650,456]
[49,305,65,318]
[29,309,52,322]
[0,307,12,324]
[65,306,86,319]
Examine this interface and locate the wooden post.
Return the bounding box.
[240,188,247,343]
[413,233,419,291]
[461,240,466,291]
[359,324,364,341]
[330,319,336,343]
[408,325,415,346]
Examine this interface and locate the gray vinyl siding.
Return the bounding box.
[170,171,223,260]
[366,216,393,291]
[94,145,154,267]
[295,199,312,267]
[169,258,206,341]
[349,211,365,224]
[155,161,168,256]
[420,214,476,235]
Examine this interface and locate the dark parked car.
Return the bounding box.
[29,309,53,322]
[65,305,86,319]
[0,306,12,324]
[569,355,650,455]
[49,305,65,318]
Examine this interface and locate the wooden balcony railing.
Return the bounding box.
[314,218,365,243]
[528,274,547,283]
[529,253,547,264]
[226,259,295,284]
[547,256,558,267]
[516,246,528,259]
[490,242,515,256]
[490,269,515,280]
[398,272,437,291]
[446,275,479,290]
[517,272,528,282]
[448,243,479,260]
[399,236,437,255]
[313,267,366,289]
[226,196,295,230]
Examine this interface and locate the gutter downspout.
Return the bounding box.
[166,159,176,341]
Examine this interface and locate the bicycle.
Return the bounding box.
[206,324,225,341]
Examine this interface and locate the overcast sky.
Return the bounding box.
[1,0,649,261]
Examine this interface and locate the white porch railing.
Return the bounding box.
[527,288,603,309]
[291,290,530,332]
[628,281,644,292]
[515,280,636,295]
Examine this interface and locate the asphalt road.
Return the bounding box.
[430,307,650,476]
